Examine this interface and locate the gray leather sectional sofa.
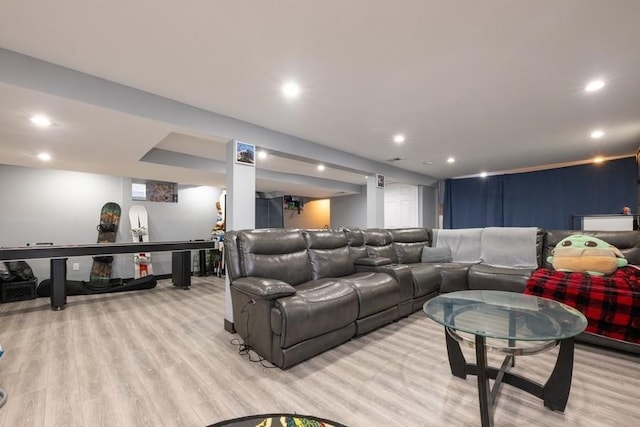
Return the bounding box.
[225,229,424,369]
[225,227,640,368]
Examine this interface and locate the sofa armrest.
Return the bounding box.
[354,256,393,267]
[232,277,296,300]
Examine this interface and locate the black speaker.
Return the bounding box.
[172,251,191,289]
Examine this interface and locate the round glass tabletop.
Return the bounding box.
[424,290,587,341]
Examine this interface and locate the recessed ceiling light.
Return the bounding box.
[480,171,488,178]
[317,164,325,171]
[37,152,51,161]
[447,157,455,164]
[585,79,605,92]
[30,115,52,127]
[257,150,267,160]
[590,129,605,139]
[393,134,405,144]
[594,156,605,163]
[282,81,300,98]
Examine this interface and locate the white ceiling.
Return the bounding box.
[1,0,639,197]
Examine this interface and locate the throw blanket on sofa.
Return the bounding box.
[480,227,538,268]
[525,267,640,344]
[434,228,483,262]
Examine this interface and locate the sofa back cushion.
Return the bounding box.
[344,229,369,262]
[421,246,453,263]
[238,229,312,285]
[303,230,356,279]
[543,230,640,268]
[363,229,398,262]
[389,228,430,264]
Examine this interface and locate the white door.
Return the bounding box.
[384,183,419,228]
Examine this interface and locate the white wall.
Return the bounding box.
[330,191,367,229]
[0,164,220,282]
[419,185,438,228]
[331,184,438,231]
[284,199,330,229]
[127,185,222,276]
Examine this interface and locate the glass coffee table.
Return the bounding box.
[424,290,587,427]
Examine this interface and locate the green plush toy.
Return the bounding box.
[547,235,628,276]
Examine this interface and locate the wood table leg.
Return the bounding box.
[445,328,467,379]
[543,337,575,411]
[475,335,494,427]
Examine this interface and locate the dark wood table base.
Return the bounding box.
[445,329,576,427]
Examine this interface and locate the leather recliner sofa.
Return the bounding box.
[225,228,414,369]
[226,227,640,368]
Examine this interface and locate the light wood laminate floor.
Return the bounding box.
[0,277,639,426]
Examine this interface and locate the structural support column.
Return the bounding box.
[366,175,384,228]
[224,140,256,332]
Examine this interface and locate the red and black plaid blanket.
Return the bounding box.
[525,266,640,344]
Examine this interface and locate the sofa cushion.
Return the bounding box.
[364,229,398,262]
[367,244,397,261]
[272,279,359,347]
[345,229,369,262]
[239,230,312,285]
[439,267,469,293]
[340,272,400,318]
[304,230,356,279]
[389,228,431,264]
[433,228,483,262]
[421,246,452,263]
[389,228,431,244]
[308,246,355,279]
[406,264,441,297]
[480,227,538,268]
[394,241,429,263]
[467,264,534,292]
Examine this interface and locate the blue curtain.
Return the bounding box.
[444,156,637,229]
[443,175,504,228]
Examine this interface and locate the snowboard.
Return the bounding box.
[129,205,153,278]
[90,202,121,282]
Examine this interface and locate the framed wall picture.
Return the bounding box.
[235,141,255,166]
[376,174,385,189]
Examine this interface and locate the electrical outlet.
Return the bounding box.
[72,263,80,271]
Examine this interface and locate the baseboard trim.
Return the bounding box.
[224,318,236,334]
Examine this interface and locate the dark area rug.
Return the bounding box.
[208,413,348,427]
